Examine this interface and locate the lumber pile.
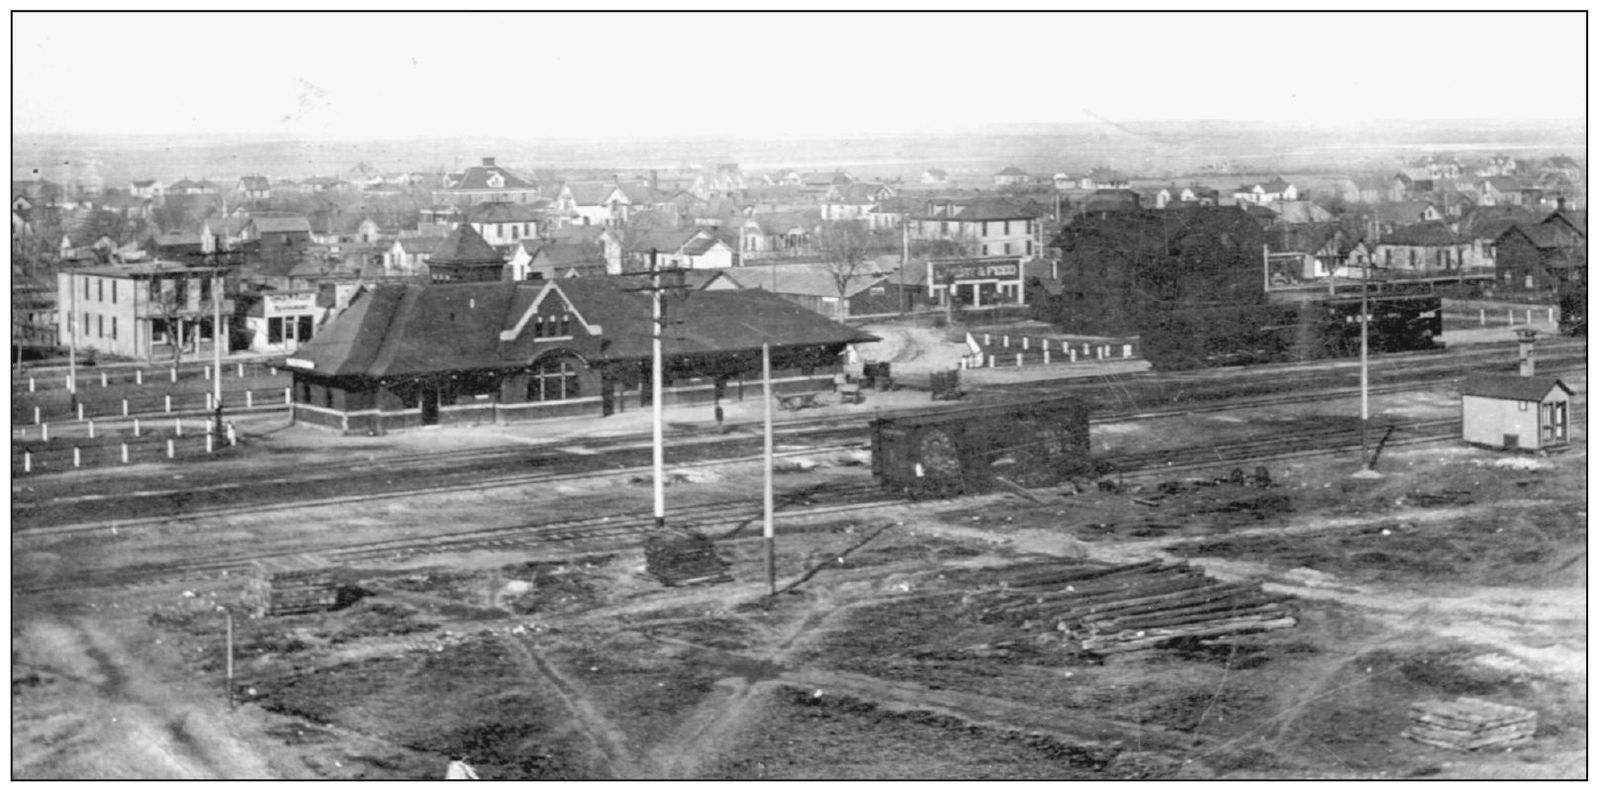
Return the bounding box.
[643,529,731,587]
[1404,698,1537,751]
[243,555,341,618]
[966,560,1297,655]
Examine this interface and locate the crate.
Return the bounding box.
[243,555,342,617]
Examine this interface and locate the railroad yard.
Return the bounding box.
[10,328,1587,780]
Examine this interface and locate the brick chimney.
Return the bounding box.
[1556,196,1567,212]
[1516,328,1538,377]
[481,157,496,168]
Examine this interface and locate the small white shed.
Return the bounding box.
[1461,373,1573,451]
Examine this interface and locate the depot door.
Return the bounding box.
[421,385,441,425]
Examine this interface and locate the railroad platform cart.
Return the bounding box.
[870,395,1093,498]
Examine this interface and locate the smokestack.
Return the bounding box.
[1516,328,1537,378]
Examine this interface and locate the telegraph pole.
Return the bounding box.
[212,255,225,436]
[899,217,909,316]
[762,342,775,595]
[651,249,666,529]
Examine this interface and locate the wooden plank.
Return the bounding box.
[1059,581,1252,622]
[1081,615,1298,654]
[1091,601,1292,633]
[988,573,1214,616]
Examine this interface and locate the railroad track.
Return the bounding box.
[18,401,1585,595]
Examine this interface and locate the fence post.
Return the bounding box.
[88,420,95,438]
[24,451,31,473]
[227,423,236,447]
[77,402,85,421]
[33,406,40,425]
[1015,352,1023,367]
[165,394,172,413]
[1043,349,1050,364]
[237,363,245,378]
[1479,308,1485,325]
[134,417,141,437]
[123,399,129,416]
[984,333,991,345]
[1003,335,1010,348]
[206,434,214,454]
[28,377,34,392]
[988,355,996,368]
[246,390,253,408]
[206,392,213,411]
[284,387,291,406]
[170,368,177,382]
[175,419,183,437]
[270,366,276,376]
[1083,343,1091,356]
[1526,309,1532,324]
[73,447,81,468]
[101,371,108,388]
[1507,309,1514,325]
[1061,341,1069,355]
[167,439,175,459]
[1070,349,1077,363]
[204,365,211,381]
[66,373,72,389]
[136,369,143,385]
[121,443,128,464]
[1123,344,1132,358]
[1548,307,1554,323]
[41,423,48,442]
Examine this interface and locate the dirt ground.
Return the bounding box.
[10,372,1587,779]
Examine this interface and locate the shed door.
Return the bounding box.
[1541,401,1567,444]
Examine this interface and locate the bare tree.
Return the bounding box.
[816,220,879,320]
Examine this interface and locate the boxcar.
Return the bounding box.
[870,396,1093,498]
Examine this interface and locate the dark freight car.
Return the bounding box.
[870,396,1093,498]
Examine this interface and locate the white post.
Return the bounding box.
[1043,349,1050,364]
[1480,308,1486,325]
[134,417,140,437]
[175,419,183,437]
[1003,335,1010,348]
[1123,344,1132,358]
[988,354,995,368]
[166,439,174,459]
[122,399,129,416]
[170,368,177,382]
[1548,307,1554,323]
[205,418,213,435]
[1526,309,1532,324]
[1507,309,1514,325]
[33,406,40,425]
[73,447,81,468]
[270,366,276,376]
[284,387,291,406]
[41,423,48,442]
[28,377,34,392]
[204,365,210,380]
[1070,349,1077,363]
[206,392,213,411]
[206,434,213,454]
[1061,341,1069,354]
[66,373,72,389]
[136,369,143,385]
[1083,343,1091,356]
[763,342,775,596]
[165,394,172,413]
[101,371,108,388]
[237,363,244,378]
[23,452,30,473]
[88,420,94,438]
[227,424,236,447]
[246,391,253,408]
[1015,352,1023,366]
[651,255,665,530]
[121,443,128,464]
[77,402,85,421]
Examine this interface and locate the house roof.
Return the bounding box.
[995,167,1027,176]
[238,176,271,190]
[1462,373,1572,402]
[394,236,439,254]
[533,242,606,268]
[721,262,887,299]
[131,179,157,188]
[628,228,704,255]
[549,224,611,245]
[749,211,817,235]
[1545,209,1587,237]
[1267,201,1333,224]
[254,215,313,235]
[1371,201,1436,226]
[427,222,505,264]
[1494,223,1572,250]
[1379,221,1461,247]
[566,181,617,206]
[1456,205,1537,240]
[921,197,1041,221]
[465,201,540,223]
[449,161,536,191]
[289,280,878,378]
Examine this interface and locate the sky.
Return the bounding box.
[12,11,1588,141]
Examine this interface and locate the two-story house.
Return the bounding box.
[236,175,272,201]
[628,228,736,270]
[434,157,543,205]
[465,201,543,249]
[1233,179,1298,206]
[57,261,231,361]
[130,179,166,199]
[913,198,1040,258]
[993,166,1031,188]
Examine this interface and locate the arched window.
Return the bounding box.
[528,357,581,401]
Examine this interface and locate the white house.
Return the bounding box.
[1462,373,1572,451]
[1233,180,1298,206]
[628,228,736,270]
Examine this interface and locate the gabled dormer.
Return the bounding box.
[500,281,602,344]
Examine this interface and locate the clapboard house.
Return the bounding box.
[286,278,876,433]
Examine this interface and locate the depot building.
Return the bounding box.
[285,278,878,434]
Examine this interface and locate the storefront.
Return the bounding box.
[926,257,1026,308]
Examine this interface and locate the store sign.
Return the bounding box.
[266,293,317,313]
[285,357,314,370]
[935,261,1020,281]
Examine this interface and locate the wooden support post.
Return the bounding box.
[167,439,175,458]
[77,402,85,421]
[246,390,253,408]
[175,419,183,437]
[121,443,129,464]
[136,369,143,385]
[134,417,141,437]
[237,363,244,378]
[122,399,129,416]
[23,451,31,473]
[170,367,177,382]
[165,394,172,413]
[101,371,108,387]
[73,447,81,468]
[1015,352,1023,366]
[88,420,95,438]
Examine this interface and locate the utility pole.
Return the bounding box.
[899,217,909,316]
[762,342,775,596]
[651,249,666,529]
[212,255,225,436]
[67,269,77,408]
[1359,247,1371,472]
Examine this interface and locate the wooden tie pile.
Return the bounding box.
[643,529,731,587]
[969,559,1297,655]
[243,555,342,617]
[1404,697,1537,751]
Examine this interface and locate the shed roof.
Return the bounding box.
[427,222,505,264]
[1462,373,1572,402]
